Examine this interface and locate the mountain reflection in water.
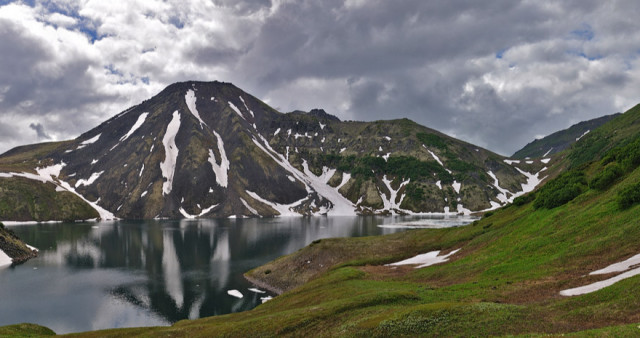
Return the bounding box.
[0,215,471,334]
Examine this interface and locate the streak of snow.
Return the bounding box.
[249,135,356,215]
[240,198,260,216]
[261,296,273,303]
[340,147,346,153]
[541,158,551,164]
[185,90,206,128]
[141,191,148,197]
[160,111,181,195]
[379,175,410,213]
[139,164,145,177]
[274,128,281,136]
[560,264,640,296]
[427,149,444,166]
[208,130,230,188]
[79,133,101,147]
[246,190,307,217]
[248,288,266,294]
[75,171,104,188]
[228,101,244,119]
[543,148,553,157]
[287,129,292,137]
[120,113,149,142]
[239,96,254,117]
[387,249,460,269]
[576,130,590,141]
[487,171,510,203]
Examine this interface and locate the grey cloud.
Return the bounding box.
[29,122,51,139]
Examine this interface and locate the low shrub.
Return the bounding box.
[512,193,536,206]
[534,170,587,209]
[589,162,623,190]
[617,182,640,209]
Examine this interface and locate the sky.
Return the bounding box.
[1,0,640,156]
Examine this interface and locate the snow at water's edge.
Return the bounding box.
[0,248,12,268]
[227,290,243,298]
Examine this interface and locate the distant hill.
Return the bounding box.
[512,113,620,159]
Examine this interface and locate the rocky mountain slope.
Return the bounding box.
[0,81,548,221]
[512,113,620,159]
[0,222,37,267]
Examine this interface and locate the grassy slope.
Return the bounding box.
[8,106,640,337]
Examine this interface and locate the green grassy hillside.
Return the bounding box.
[6,105,640,336]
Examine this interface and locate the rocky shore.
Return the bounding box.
[0,222,38,265]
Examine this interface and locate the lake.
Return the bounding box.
[0,215,473,334]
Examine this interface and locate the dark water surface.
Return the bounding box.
[0,216,469,334]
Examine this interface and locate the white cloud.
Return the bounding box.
[0,0,639,155]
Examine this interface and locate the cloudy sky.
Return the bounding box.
[1,0,639,156]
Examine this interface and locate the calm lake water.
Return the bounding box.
[0,216,472,334]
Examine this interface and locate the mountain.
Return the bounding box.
[512,113,620,159]
[18,102,640,336]
[0,81,548,221]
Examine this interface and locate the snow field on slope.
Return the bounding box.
[208,130,230,188]
[160,111,181,195]
[185,89,206,127]
[120,112,149,142]
[386,249,460,269]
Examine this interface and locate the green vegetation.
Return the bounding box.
[416,132,447,149]
[617,181,640,209]
[0,323,55,336]
[589,162,622,190]
[533,170,587,209]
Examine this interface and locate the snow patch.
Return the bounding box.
[227,290,243,298]
[427,149,444,166]
[383,153,391,162]
[185,90,206,128]
[387,249,460,269]
[160,111,181,195]
[228,101,244,119]
[75,171,104,188]
[248,288,266,294]
[139,164,145,177]
[208,130,230,188]
[452,181,461,194]
[384,136,391,141]
[274,128,281,136]
[576,130,590,141]
[503,159,520,165]
[340,147,347,153]
[0,248,12,267]
[239,96,254,117]
[379,175,410,214]
[435,180,442,190]
[141,191,148,198]
[80,133,101,146]
[319,122,326,130]
[120,112,149,142]
[246,190,307,217]
[240,198,260,216]
[487,171,510,204]
[541,158,551,164]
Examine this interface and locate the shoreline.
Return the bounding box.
[244,274,284,296]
